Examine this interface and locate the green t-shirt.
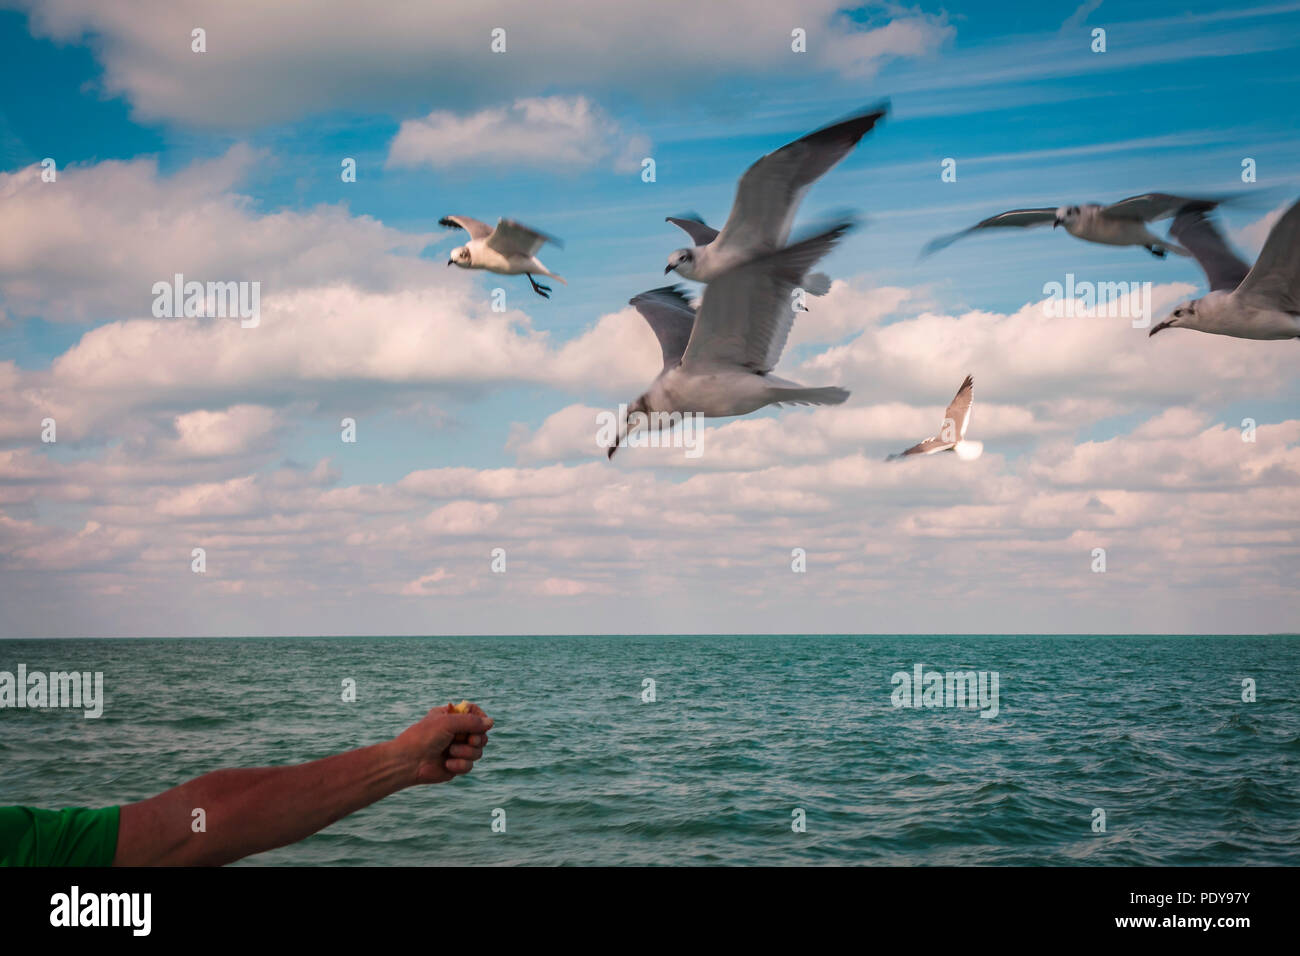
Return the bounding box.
[0,806,120,867]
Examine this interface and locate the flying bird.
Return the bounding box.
[886,375,982,462]
[922,193,1231,259]
[440,215,566,298]
[610,221,855,459]
[663,101,889,290]
[1149,198,1300,340]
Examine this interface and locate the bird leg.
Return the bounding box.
[526,274,552,298]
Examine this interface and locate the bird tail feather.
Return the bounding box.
[772,385,850,407]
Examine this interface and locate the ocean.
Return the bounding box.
[1,635,1297,866]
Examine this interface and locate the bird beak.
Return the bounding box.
[664,265,674,275]
[1148,319,1174,337]
[447,259,454,267]
[1053,218,1062,229]
[608,407,640,460]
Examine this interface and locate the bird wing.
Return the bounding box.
[711,101,887,257]
[1236,199,1300,313]
[888,436,954,459]
[943,374,975,440]
[1169,208,1251,292]
[921,208,1057,257]
[629,286,697,369]
[681,220,853,373]
[486,218,562,258]
[665,215,719,246]
[1102,193,1221,222]
[438,215,493,240]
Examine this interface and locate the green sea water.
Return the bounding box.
[1,635,1297,865]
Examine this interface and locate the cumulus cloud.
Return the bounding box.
[1233,201,1290,256]
[397,568,457,597]
[795,279,1297,408]
[388,96,649,173]
[507,404,611,464]
[3,145,1298,637]
[508,399,1056,469]
[9,1,952,127]
[170,405,280,458]
[4,411,1297,636]
[0,147,435,322]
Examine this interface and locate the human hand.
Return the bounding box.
[392,703,494,786]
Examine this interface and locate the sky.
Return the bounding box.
[0,0,1298,637]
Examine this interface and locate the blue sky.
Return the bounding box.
[1,1,1298,637]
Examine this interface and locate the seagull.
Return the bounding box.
[1149,198,1300,340]
[922,193,1232,259]
[663,101,888,290]
[886,375,982,461]
[440,215,566,298]
[610,221,855,459]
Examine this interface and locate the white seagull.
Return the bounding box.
[922,193,1230,259]
[610,221,854,459]
[886,375,982,462]
[440,215,566,298]
[663,101,888,291]
[1149,198,1300,340]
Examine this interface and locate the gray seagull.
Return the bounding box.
[886,375,982,461]
[922,193,1231,259]
[1149,198,1300,340]
[610,221,855,459]
[663,101,889,293]
[440,215,566,298]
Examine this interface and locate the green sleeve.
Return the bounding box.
[0,805,120,867]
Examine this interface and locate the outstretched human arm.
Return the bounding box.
[113,704,493,866]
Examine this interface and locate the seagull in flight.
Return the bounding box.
[1149,198,1300,340]
[886,375,982,462]
[440,215,566,298]
[663,101,888,292]
[610,221,855,459]
[922,193,1231,259]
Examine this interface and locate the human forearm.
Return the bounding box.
[112,704,493,867]
[114,740,414,866]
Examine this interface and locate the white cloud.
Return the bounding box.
[507,404,611,463]
[10,1,952,127]
[795,279,1297,408]
[5,411,1296,636]
[0,148,435,322]
[422,500,502,535]
[509,399,1056,469]
[397,568,457,597]
[171,405,279,458]
[1233,201,1289,256]
[388,96,648,173]
[3,144,1299,636]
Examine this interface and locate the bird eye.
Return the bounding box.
[1174,309,1182,317]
